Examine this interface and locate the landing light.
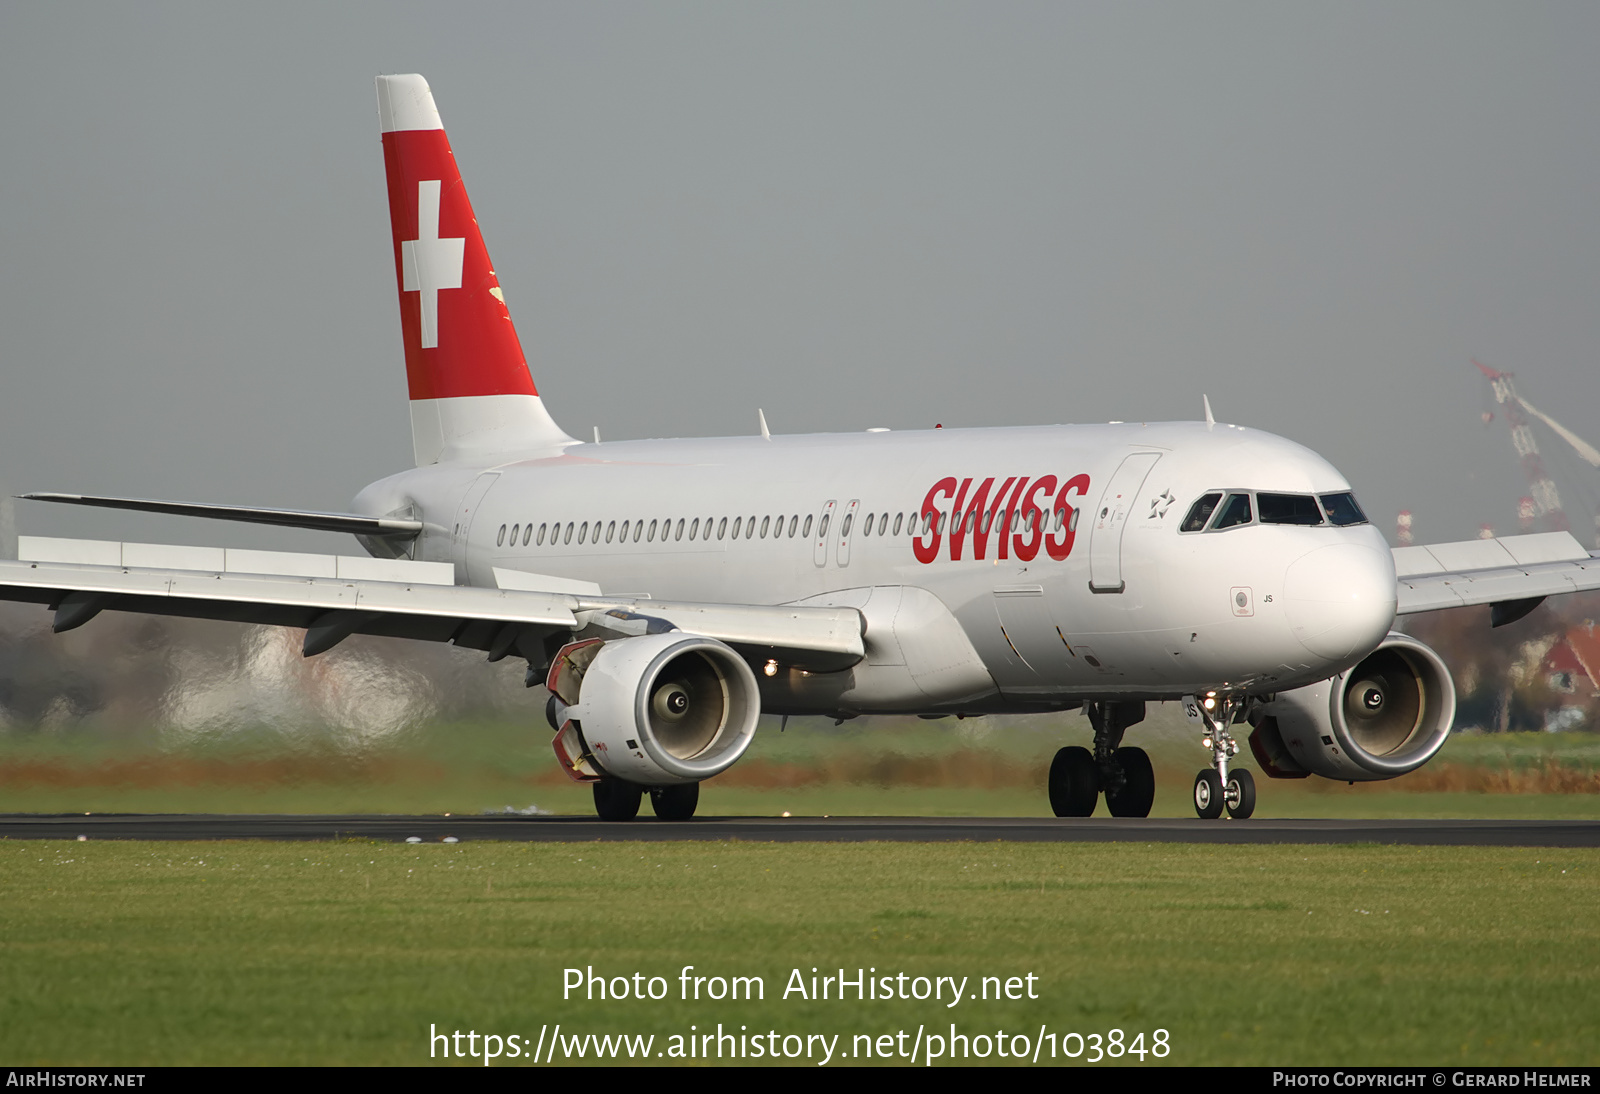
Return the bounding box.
[763,660,778,678]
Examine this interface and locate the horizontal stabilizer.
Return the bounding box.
[19,494,423,538]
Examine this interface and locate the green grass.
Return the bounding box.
[1,840,1595,1065]
[4,712,1599,818]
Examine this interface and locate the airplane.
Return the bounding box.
[4,74,1599,822]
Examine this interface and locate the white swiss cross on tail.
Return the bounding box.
[401,180,465,349]
[377,73,574,465]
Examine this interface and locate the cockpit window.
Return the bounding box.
[1180,493,1223,532]
[1212,493,1253,530]
[1319,492,1368,527]
[1257,493,1324,526]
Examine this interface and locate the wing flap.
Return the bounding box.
[1394,532,1600,616]
[0,539,866,670]
[0,557,577,631]
[573,598,866,672]
[18,537,454,584]
[1393,530,1590,577]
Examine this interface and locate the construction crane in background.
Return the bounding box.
[1476,360,1600,546]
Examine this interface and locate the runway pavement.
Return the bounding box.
[3,813,1599,846]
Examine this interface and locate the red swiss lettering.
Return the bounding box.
[1045,473,1091,561]
[913,477,956,564]
[914,472,1087,564]
[1012,475,1057,562]
[948,477,995,561]
[995,477,1029,561]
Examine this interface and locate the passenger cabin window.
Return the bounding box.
[1257,493,1324,526]
[1320,492,1368,527]
[1181,493,1222,532]
[1212,493,1253,530]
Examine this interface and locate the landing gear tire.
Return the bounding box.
[1049,746,1099,817]
[1105,746,1155,818]
[593,777,642,821]
[1193,769,1224,820]
[1225,768,1256,820]
[650,782,700,821]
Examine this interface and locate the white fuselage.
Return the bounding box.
[353,420,1398,717]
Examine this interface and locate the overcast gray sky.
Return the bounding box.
[3,2,1598,552]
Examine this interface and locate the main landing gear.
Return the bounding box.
[592,777,701,821]
[1048,700,1155,818]
[1187,692,1255,820]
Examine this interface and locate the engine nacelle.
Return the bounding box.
[1249,632,1455,782]
[546,632,760,786]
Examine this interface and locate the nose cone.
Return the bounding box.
[1282,544,1397,662]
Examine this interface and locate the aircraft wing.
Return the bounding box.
[1394,530,1600,623]
[0,538,864,671]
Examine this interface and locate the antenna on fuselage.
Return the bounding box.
[758,408,771,441]
[1202,394,1215,429]
[593,426,601,444]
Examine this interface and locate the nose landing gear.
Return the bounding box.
[1185,692,1256,819]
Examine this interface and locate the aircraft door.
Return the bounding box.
[836,499,860,566]
[1088,452,1161,593]
[452,471,501,585]
[813,500,836,567]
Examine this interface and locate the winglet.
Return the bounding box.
[1202,394,1215,429]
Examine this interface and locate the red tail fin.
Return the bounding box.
[376,75,572,464]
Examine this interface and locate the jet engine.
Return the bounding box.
[544,632,760,786]
[1248,633,1455,782]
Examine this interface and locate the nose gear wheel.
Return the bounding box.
[1225,768,1256,819]
[1188,691,1257,820]
[1193,769,1224,819]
